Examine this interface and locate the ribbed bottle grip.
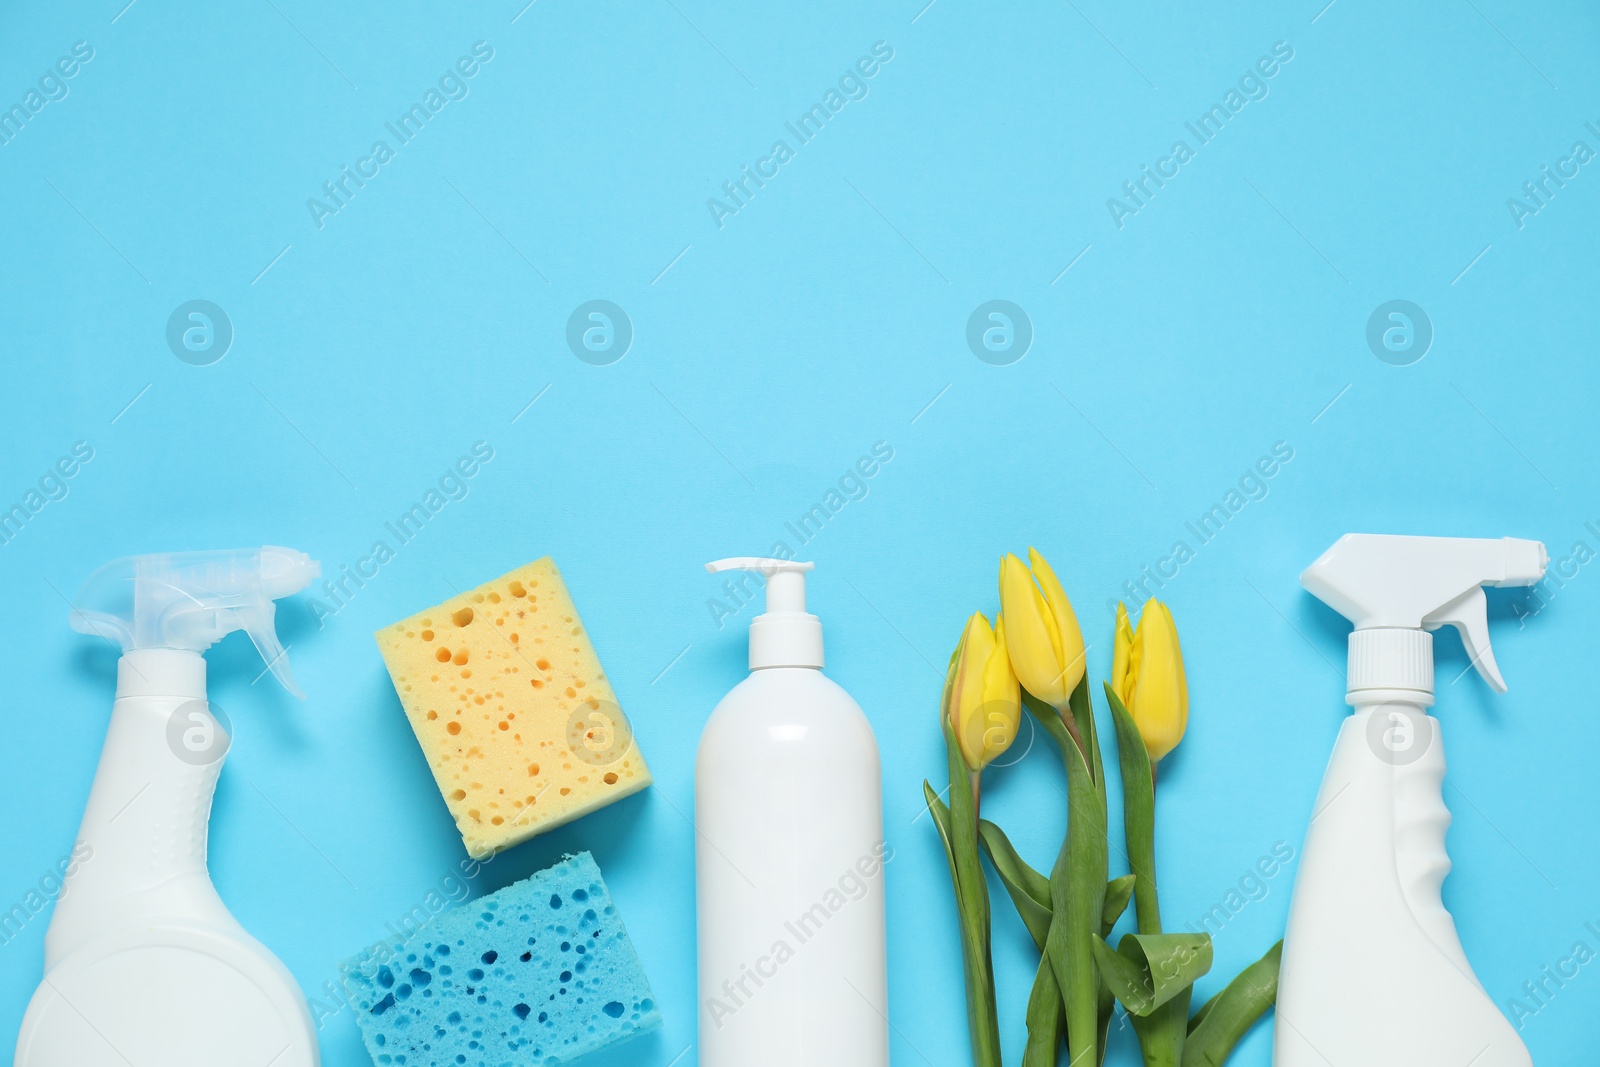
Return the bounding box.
[1348,628,1433,692]
[1391,735,1474,977]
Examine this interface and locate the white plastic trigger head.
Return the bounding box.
[1423,586,1506,693]
[1302,534,1547,701]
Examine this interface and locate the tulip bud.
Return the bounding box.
[1112,599,1188,762]
[943,612,1022,771]
[998,548,1087,707]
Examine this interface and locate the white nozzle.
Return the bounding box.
[1301,534,1547,701]
[705,558,822,669]
[71,547,321,698]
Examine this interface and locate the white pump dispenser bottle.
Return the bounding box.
[1276,534,1547,1067]
[695,558,888,1067]
[17,547,323,1067]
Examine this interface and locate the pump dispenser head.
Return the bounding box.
[70,547,321,697]
[706,557,823,669]
[1301,534,1547,702]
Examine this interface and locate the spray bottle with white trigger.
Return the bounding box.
[1276,534,1547,1067]
[16,547,323,1067]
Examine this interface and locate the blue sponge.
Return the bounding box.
[341,852,660,1066]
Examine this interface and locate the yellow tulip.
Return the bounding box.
[942,612,1022,771]
[998,548,1087,706]
[1111,599,1188,762]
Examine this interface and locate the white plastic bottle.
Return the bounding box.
[16,548,323,1067]
[696,558,888,1067]
[1277,534,1547,1067]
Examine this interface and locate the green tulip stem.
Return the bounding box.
[941,719,1003,1067]
[1022,955,1067,1067]
[929,617,1278,1067]
[1057,701,1089,767]
[1026,680,1107,1067]
[1106,683,1192,1067]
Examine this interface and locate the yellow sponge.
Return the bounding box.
[375,558,649,858]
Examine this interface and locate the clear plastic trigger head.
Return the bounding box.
[70,546,320,698]
[244,602,305,699]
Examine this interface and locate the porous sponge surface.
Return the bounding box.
[375,557,650,858]
[341,852,660,1066]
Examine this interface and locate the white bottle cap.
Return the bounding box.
[705,558,823,669]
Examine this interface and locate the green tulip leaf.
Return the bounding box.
[1092,932,1213,1017]
[978,821,1092,1065]
[1023,690,1074,759]
[1105,685,1161,930]
[924,780,957,874]
[1130,996,1190,1067]
[1073,675,1107,805]
[979,824,1136,1065]
[1103,873,1136,934]
[1182,940,1281,1067]
[1091,935,1149,1012]
[978,819,1052,950]
[1187,982,1216,1034]
[940,720,1003,1067]
[1097,872,1139,1063]
[1022,953,1067,1067]
[1104,685,1196,1066]
[1031,676,1109,1067]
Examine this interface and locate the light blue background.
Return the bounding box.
[2,0,1597,1063]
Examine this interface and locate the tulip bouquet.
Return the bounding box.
[926,549,1281,1067]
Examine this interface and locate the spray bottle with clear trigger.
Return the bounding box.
[16,547,323,1067]
[1276,534,1548,1067]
